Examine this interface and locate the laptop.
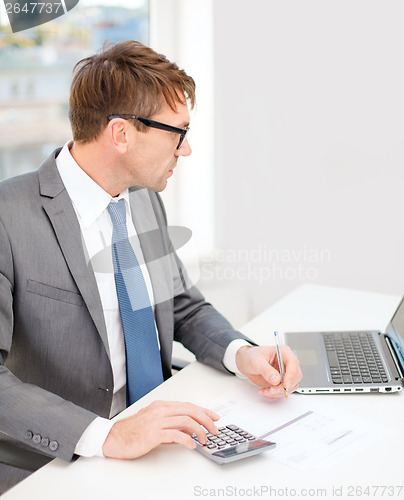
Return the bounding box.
[284,296,404,394]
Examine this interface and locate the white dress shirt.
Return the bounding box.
[56,142,249,457]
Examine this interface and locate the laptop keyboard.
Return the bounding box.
[323,332,389,384]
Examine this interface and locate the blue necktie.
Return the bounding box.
[107,199,164,405]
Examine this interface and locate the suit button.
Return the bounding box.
[41,437,50,447]
[32,434,41,444]
[25,431,33,440]
[49,441,59,451]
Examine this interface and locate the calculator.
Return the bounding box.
[193,424,276,464]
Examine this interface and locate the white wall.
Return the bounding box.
[212,0,404,317]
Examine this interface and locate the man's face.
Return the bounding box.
[125,100,192,192]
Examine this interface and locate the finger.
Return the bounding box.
[281,347,303,391]
[288,382,300,394]
[169,402,220,435]
[163,415,209,444]
[206,408,221,421]
[258,385,287,398]
[148,401,219,423]
[160,403,220,436]
[284,374,300,392]
[258,380,300,398]
[158,401,219,420]
[160,429,198,450]
[254,356,282,386]
[153,402,220,439]
[198,412,219,436]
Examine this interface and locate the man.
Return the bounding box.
[0,41,302,492]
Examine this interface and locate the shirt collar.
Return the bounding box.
[56,141,130,228]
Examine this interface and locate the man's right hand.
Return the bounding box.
[102,400,220,459]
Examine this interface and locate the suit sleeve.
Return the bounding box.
[0,215,99,462]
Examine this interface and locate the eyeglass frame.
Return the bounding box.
[107,114,190,150]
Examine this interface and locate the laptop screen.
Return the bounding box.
[385,297,404,374]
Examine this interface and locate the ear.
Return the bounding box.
[108,118,130,153]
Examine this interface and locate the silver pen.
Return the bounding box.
[274,331,288,399]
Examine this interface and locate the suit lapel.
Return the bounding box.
[38,151,111,359]
[37,152,174,373]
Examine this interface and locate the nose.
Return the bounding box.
[176,138,192,157]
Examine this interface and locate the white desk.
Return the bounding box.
[4,285,403,499]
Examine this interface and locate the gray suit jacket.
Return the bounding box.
[0,149,251,464]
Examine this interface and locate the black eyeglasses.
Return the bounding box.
[107,114,190,150]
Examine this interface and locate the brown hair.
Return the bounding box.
[69,40,196,143]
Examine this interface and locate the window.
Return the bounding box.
[0,0,215,255]
[151,0,214,254]
[0,0,149,180]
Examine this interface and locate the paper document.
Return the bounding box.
[207,383,392,470]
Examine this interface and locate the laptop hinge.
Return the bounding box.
[384,335,404,379]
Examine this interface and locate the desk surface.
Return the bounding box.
[5,284,403,499]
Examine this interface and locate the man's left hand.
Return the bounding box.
[235,345,303,398]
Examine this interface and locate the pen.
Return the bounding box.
[274,331,288,399]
